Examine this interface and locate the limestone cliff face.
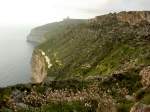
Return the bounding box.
[31,50,52,83]
[91,11,150,25]
[117,11,150,25]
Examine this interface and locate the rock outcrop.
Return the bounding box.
[31,50,52,83]
[139,66,150,87]
[117,11,150,25]
[91,11,150,25]
[130,103,150,112]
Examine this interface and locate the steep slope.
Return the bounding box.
[33,11,150,81]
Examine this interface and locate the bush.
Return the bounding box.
[117,101,134,112]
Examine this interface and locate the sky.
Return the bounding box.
[0,0,150,26]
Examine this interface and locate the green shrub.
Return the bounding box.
[117,101,134,112]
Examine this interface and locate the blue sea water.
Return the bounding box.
[0,26,34,87]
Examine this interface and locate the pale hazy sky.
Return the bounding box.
[0,0,149,26]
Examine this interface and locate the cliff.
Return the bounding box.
[31,50,48,83]
[30,11,150,83]
[117,11,150,25]
[91,11,150,25]
[31,49,54,83]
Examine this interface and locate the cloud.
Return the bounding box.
[77,0,150,15]
[102,0,150,11]
[0,0,149,25]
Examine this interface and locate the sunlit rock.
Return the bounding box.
[130,103,150,112]
[31,50,52,83]
[139,66,150,87]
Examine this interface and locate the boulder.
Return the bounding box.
[16,103,28,109]
[130,102,150,112]
[96,96,117,112]
[139,66,150,87]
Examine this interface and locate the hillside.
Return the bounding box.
[31,11,150,81]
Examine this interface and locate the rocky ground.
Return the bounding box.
[0,66,150,112]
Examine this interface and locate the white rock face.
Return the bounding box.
[40,50,52,69]
[45,56,52,68]
[130,103,150,112]
[31,50,52,83]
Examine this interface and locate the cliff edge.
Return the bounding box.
[91,11,150,25]
[27,19,87,44]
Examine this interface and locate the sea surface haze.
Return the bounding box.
[0,26,34,87]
